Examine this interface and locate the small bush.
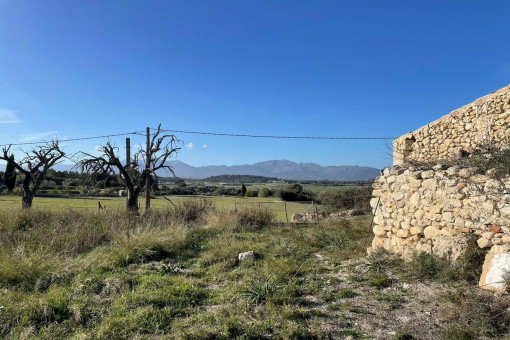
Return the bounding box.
[237,207,275,227]
[258,187,273,197]
[453,247,486,284]
[441,326,475,340]
[237,274,281,305]
[368,273,391,289]
[407,252,454,282]
[204,209,241,230]
[244,189,259,197]
[462,141,510,178]
[167,199,212,223]
[394,328,415,340]
[439,289,510,338]
[338,289,358,299]
[318,186,372,213]
[108,227,188,267]
[277,184,315,202]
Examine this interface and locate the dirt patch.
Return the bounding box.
[309,255,509,339]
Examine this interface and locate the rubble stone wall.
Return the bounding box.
[371,165,510,260]
[393,85,510,165]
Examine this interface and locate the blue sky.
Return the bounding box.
[1,1,509,169]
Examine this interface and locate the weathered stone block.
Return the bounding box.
[410,226,424,235]
[397,229,411,238]
[424,226,441,239]
[500,207,510,218]
[434,234,476,261]
[479,253,510,292]
[441,228,459,237]
[488,225,502,233]
[482,231,495,239]
[373,226,386,236]
[442,212,454,223]
[422,178,438,190]
[370,197,380,209]
[372,236,385,249]
[458,168,473,178]
[421,170,435,179]
[492,238,503,245]
[477,238,493,249]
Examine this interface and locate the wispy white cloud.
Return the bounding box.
[0,109,21,124]
[203,144,208,149]
[19,131,58,143]
[186,142,195,150]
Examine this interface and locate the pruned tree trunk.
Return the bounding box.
[127,190,140,214]
[20,175,35,209]
[21,191,34,209]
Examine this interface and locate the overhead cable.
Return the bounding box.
[159,128,396,140]
[0,131,144,148]
[0,127,396,149]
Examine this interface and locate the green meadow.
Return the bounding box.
[0,195,317,223]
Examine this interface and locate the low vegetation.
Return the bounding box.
[318,185,372,214]
[0,194,509,338]
[409,140,510,179]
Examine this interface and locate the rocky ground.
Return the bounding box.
[309,254,510,340]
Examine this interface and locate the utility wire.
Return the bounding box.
[0,131,144,148]
[0,128,396,149]
[159,128,396,140]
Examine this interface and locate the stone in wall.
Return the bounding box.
[393,85,510,165]
[370,164,510,264]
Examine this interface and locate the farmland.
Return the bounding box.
[1,201,509,339]
[0,176,508,339]
[0,195,317,223]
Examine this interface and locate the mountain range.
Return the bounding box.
[165,160,381,181]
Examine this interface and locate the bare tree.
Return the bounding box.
[0,141,66,209]
[77,125,181,214]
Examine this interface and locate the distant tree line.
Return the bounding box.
[158,174,372,187]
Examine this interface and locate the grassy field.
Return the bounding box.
[0,195,317,223]
[0,204,508,339]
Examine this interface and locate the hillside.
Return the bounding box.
[166,160,381,181]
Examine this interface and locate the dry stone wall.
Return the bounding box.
[393,85,510,165]
[371,165,510,260]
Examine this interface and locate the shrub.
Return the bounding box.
[318,186,372,213]
[366,248,403,274]
[441,326,475,340]
[237,274,281,305]
[167,199,212,223]
[258,187,273,197]
[237,207,275,227]
[277,184,315,202]
[460,141,510,178]
[107,227,188,267]
[244,189,259,197]
[453,247,486,284]
[439,289,510,339]
[407,252,454,282]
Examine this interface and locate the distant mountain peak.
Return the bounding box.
[164,160,379,181]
